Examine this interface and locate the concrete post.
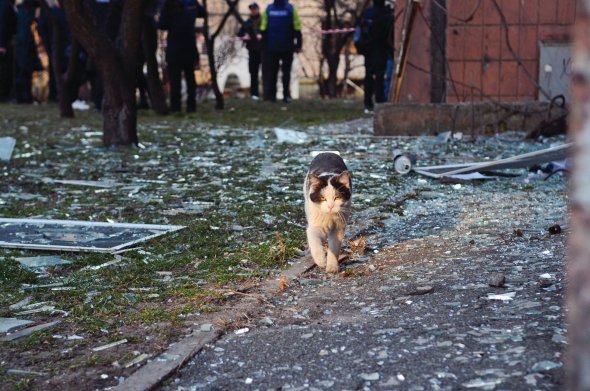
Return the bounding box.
[567,1,590,390]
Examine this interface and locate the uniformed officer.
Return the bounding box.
[260,0,302,103]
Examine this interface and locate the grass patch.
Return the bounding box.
[0,258,38,289]
[0,99,367,390]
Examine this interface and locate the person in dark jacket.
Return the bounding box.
[159,0,203,113]
[260,0,302,103]
[237,2,262,100]
[15,0,42,104]
[357,0,393,113]
[0,0,17,101]
[38,1,71,102]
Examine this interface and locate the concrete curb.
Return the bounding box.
[111,256,315,391]
[112,329,222,391]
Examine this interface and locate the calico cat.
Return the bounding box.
[303,152,352,273]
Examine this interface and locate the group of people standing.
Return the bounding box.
[238,0,302,103]
[240,0,393,111]
[0,0,393,113]
[0,0,120,109]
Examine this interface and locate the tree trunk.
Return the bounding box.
[326,53,339,98]
[320,2,350,99]
[100,54,138,146]
[202,0,224,110]
[62,0,144,147]
[342,42,352,97]
[102,88,138,146]
[142,16,168,115]
[40,1,75,117]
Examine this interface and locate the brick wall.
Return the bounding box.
[394,0,577,103]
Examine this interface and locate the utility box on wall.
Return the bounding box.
[538,42,572,102]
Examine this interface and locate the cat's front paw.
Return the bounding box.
[326,262,339,274]
[313,258,327,269]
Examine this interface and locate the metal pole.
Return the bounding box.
[393,0,420,103]
[567,1,590,390]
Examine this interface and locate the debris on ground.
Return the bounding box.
[0,218,184,252]
[273,128,309,144]
[408,143,571,179]
[14,256,72,268]
[0,318,34,333]
[0,104,568,390]
[1,321,61,341]
[92,339,128,352]
[0,136,16,161]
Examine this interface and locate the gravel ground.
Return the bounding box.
[161,129,568,391]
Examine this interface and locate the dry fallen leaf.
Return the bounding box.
[349,236,367,255]
[278,276,288,291]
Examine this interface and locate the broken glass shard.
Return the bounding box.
[0,318,34,333]
[274,128,309,144]
[0,137,16,161]
[0,321,61,341]
[0,218,184,253]
[41,178,120,188]
[92,338,128,352]
[531,360,562,373]
[15,256,72,268]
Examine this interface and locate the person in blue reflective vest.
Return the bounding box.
[260,0,302,103]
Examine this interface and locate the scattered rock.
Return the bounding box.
[488,273,506,288]
[234,328,249,335]
[548,224,562,235]
[259,317,274,326]
[410,285,434,295]
[360,372,380,381]
[539,273,555,288]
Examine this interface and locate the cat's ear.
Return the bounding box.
[337,171,351,189]
[309,174,325,187]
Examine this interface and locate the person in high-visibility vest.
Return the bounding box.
[260,0,302,103]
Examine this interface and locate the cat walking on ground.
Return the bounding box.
[303,152,352,273]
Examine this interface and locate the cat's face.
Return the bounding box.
[308,172,351,215]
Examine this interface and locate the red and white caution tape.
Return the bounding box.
[237,27,354,40]
[303,27,355,35]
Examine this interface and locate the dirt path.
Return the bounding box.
[161,177,567,390]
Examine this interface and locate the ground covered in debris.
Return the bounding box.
[0,101,568,390]
[164,181,566,391]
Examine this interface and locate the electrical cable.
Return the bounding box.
[431,0,482,23]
